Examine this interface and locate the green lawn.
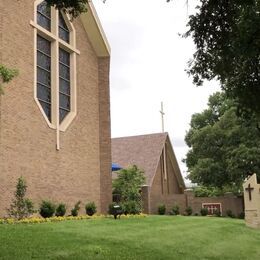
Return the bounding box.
[0,216,260,260]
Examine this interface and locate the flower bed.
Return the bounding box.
[0,213,147,225]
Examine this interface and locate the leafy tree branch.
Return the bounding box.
[184,0,260,116]
[0,65,18,95]
[45,0,89,18]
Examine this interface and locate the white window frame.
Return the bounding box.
[202,203,222,215]
[30,0,80,132]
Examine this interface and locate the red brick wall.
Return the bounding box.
[141,185,150,214]
[185,190,244,217]
[143,143,243,215]
[149,159,186,214]
[143,187,244,216]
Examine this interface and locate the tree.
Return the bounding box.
[185,92,260,189]
[113,165,145,214]
[184,0,260,117]
[7,177,34,220]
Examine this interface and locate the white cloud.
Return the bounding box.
[93,0,220,176]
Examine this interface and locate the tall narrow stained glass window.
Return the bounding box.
[59,48,71,122]
[37,35,51,121]
[59,12,70,43]
[33,0,77,130]
[37,1,51,31]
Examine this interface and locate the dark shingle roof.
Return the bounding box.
[111,133,168,186]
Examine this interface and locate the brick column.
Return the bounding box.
[98,57,112,213]
[141,185,150,214]
[0,0,3,152]
[184,189,194,208]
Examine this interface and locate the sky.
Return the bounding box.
[92,0,220,181]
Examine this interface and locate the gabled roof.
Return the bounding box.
[112,132,184,187]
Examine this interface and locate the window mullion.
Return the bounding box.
[52,8,61,150]
[51,8,59,127]
[71,52,77,113]
[51,41,59,127]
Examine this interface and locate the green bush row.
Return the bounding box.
[7,176,99,219]
[157,204,181,215]
[157,204,244,219]
[39,200,97,218]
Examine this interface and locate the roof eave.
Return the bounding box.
[80,2,111,57]
[149,133,168,186]
[166,136,186,189]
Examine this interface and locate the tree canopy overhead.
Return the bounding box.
[185,0,260,116]
[185,92,260,189]
[45,0,89,18]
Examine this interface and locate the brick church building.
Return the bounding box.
[0,0,112,216]
[112,133,186,214]
[112,133,243,216]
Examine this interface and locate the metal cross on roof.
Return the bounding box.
[245,183,254,201]
[160,102,165,133]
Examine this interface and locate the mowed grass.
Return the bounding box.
[1,216,260,260]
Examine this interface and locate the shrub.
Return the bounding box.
[71,201,81,216]
[238,212,245,219]
[39,200,56,218]
[200,207,208,216]
[172,205,180,215]
[213,209,221,217]
[185,206,193,216]
[55,203,66,217]
[85,202,97,216]
[7,177,34,220]
[122,201,141,215]
[226,209,235,218]
[158,204,166,215]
